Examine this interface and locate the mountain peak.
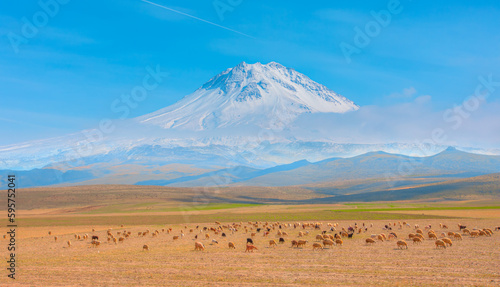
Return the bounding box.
[138,61,359,130]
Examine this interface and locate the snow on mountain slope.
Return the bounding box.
[137,62,358,130]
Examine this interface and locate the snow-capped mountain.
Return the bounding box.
[137,62,358,130]
[1,61,498,178]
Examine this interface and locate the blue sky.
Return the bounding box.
[1,0,499,145]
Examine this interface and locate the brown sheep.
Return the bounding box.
[245,244,258,252]
[365,238,376,244]
[428,233,437,240]
[412,237,423,244]
[447,231,455,237]
[435,240,446,249]
[415,233,425,240]
[205,233,210,239]
[312,243,323,250]
[470,231,479,238]
[91,240,101,248]
[173,236,179,240]
[316,235,324,241]
[297,240,308,248]
[442,238,452,247]
[408,233,416,239]
[323,239,334,248]
[54,236,58,242]
[462,228,470,235]
[48,231,52,235]
[291,240,299,248]
[453,233,462,240]
[269,240,277,247]
[416,229,423,235]
[335,239,343,246]
[397,240,408,249]
[113,237,118,244]
[67,240,71,247]
[118,237,125,243]
[377,234,385,242]
[228,242,236,249]
[194,242,205,251]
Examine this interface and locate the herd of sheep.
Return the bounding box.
[43,221,499,254]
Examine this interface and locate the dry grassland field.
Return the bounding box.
[1,186,500,286]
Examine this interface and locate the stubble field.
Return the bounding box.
[1,214,499,286]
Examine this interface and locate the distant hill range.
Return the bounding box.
[2,147,500,202]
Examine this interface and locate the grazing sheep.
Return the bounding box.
[143,244,149,251]
[462,228,471,235]
[91,240,101,248]
[245,244,258,252]
[415,233,425,240]
[246,238,254,245]
[113,238,118,244]
[377,234,385,242]
[173,236,179,240]
[316,235,324,241]
[453,233,462,240]
[118,237,125,243]
[312,243,323,250]
[269,240,277,247]
[470,231,479,238]
[435,240,446,249]
[212,239,219,244]
[365,238,376,244]
[447,231,455,237]
[54,236,58,242]
[412,237,423,244]
[67,240,71,247]
[48,231,52,235]
[251,233,256,237]
[228,242,236,249]
[416,229,423,235]
[397,240,408,249]
[194,242,205,251]
[442,224,448,229]
[298,231,305,237]
[92,235,99,241]
[442,238,452,246]
[428,233,437,240]
[297,240,308,248]
[335,239,343,246]
[291,240,299,248]
[323,239,334,248]
[205,233,210,239]
[408,233,416,239]
[279,237,285,244]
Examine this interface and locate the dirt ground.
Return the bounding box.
[1,218,499,286]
